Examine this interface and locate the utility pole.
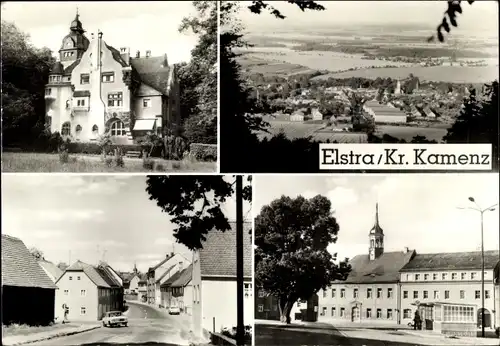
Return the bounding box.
[236,176,244,346]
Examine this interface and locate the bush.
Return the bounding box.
[104,157,113,167]
[59,150,69,164]
[172,162,181,170]
[114,148,124,168]
[155,163,165,171]
[143,158,155,170]
[66,143,143,156]
[189,143,217,161]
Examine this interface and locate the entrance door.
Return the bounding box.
[351,307,360,322]
[477,308,492,328]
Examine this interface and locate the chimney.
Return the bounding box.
[178,261,183,271]
[120,47,130,65]
[136,50,140,58]
[146,50,151,58]
[403,247,409,253]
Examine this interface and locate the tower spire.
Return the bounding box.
[375,202,379,226]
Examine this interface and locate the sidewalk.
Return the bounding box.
[2,323,100,346]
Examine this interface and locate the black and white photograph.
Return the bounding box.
[254,174,500,345]
[1,1,217,172]
[1,175,253,346]
[219,1,499,173]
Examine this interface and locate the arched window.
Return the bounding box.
[92,125,99,135]
[76,125,82,133]
[110,120,126,136]
[61,122,71,136]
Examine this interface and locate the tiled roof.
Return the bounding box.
[50,61,64,74]
[38,260,64,282]
[335,250,416,284]
[105,44,128,67]
[74,90,90,97]
[61,260,120,288]
[171,265,193,288]
[1,234,57,289]
[130,55,171,96]
[149,253,175,273]
[63,59,81,75]
[401,250,500,272]
[155,264,177,284]
[160,268,184,288]
[199,222,252,278]
[97,264,122,287]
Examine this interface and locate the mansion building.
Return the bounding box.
[45,13,180,144]
[256,204,500,332]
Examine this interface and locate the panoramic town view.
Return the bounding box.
[219,0,499,172]
[1,1,217,172]
[254,174,500,346]
[1,175,253,346]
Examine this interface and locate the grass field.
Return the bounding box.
[376,125,448,142]
[1,152,216,173]
[312,131,368,143]
[257,121,325,140]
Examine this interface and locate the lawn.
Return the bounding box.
[1,152,216,173]
[376,125,448,142]
[257,121,325,140]
[2,323,79,338]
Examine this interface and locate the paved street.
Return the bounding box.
[30,301,194,346]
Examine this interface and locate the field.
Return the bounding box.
[375,125,448,142]
[314,65,499,84]
[257,121,325,140]
[311,131,368,143]
[1,152,216,173]
[238,53,315,76]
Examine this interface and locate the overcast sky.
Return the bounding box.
[2,175,251,273]
[254,174,499,261]
[239,1,498,35]
[1,1,198,64]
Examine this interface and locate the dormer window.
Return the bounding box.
[80,74,90,84]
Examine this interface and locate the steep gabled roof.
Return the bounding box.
[149,253,175,273]
[130,55,171,96]
[105,43,128,67]
[170,265,193,288]
[160,268,184,289]
[155,264,177,284]
[199,222,252,278]
[63,59,81,75]
[1,234,58,289]
[401,250,499,272]
[60,260,119,288]
[335,250,416,284]
[38,260,64,282]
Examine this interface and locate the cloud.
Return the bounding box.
[301,190,319,199]
[327,187,359,211]
[100,240,127,248]
[155,238,173,246]
[326,177,349,189]
[36,209,104,222]
[31,230,64,239]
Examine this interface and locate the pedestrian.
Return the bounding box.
[413,310,421,330]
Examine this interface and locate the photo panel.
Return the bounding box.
[1,174,253,345]
[253,173,500,345]
[219,1,498,173]
[1,1,217,173]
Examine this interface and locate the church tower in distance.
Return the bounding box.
[368,203,384,261]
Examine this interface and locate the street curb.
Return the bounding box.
[3,325,101,346]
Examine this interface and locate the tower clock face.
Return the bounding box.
[65,38,73,48]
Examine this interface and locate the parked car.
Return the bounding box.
[168,306,180,315]
[102,311,128,327]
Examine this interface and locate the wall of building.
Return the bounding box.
[3,286,56,326]
[55,271,98,321]
[46,85,73,135]
[183,283,193,315]
[200,278,253,334]
[134,95,163,120]
[374,115,407,124]
[129,276,140,293]
[318,283,399,324]
[191,252,203,337]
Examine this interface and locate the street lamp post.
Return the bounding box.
[461,197,498,338]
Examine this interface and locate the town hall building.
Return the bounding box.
[45,12,181,144]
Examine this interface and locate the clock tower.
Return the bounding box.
[59,10,90,68]
[368,203,384,261]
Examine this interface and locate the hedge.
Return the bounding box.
[65,142,165,157]
[190,143,217,161]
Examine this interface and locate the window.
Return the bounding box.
[353,288,358,298]
[331,307,336,317]
[471,272,477,280]
[77,276,81,280]
[415,274,420,280]
[80,74,89,84]
[64,289,69,295]
[475,290,480,299]
[81,290,86,296]
[110,120,126,136]
[424,274,429,281]
[258,305,263,312]
[45,88,52,96]
[461,272,466,280]
[77,99,86,106]
[442,273,447,280]
[460,290,465,299]
[403,290,408,299]
[434,290,439,299]
[413,291,418,299]
[338,308,344,317]
[92,125,99,135]
[406,274,410,281]
[387,309,393,319]
[102,72,115,83]
[377,288,382,298]
[423,291,428,299]
[433,273,438,280]
[340,289,345,298]
[108,92,123,107]
[61,122,71,136]
[367,288,372,298]
[445,290,450,299]
[403,309,411,319]
[143,98,152,108]
[75,125,82,136]
[258,290,265,298]
[244,283,252,298]
[331,289,336,298]
[80,307,86,315]
[443,305,474,323]
[366,308,372,318]
[376,309,382,318]
[387,288,393,299]
[452,273,457,280]
[485,290,490,299]
[323,290,327,298]
[321,307,327,316]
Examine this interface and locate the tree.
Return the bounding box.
[57,262,69,271]
[254,195,351,323]
[2,20,55,147]
[145,175,252,250]
[29,247,44,260]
